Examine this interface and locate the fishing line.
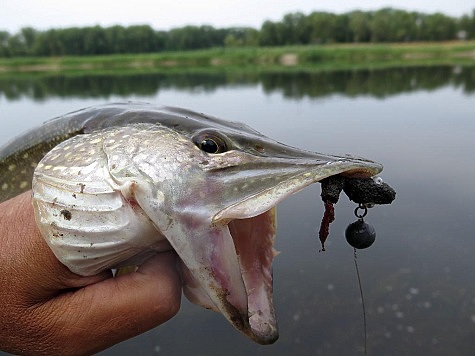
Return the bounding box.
[353,248,367,356]
[345,204,375,355]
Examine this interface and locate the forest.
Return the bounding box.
[1,8,474,57]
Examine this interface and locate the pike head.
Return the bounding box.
[32,104,382,344]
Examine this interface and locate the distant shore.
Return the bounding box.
[1,41,474,74]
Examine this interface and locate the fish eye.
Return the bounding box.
[194,132,228,154]
[200,138,220,153]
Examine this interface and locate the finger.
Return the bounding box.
[43,251,182,354]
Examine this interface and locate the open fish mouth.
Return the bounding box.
[181,209,278,344]
[183,160,382,344]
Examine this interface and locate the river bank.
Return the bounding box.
[0,41,474,74]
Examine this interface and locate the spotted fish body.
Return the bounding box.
[0,121,81,202]
[0,103,383,344]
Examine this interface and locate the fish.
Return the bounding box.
[0,102,383,344]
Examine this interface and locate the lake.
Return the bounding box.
[1,65,474,355]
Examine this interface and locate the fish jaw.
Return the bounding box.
[228,209,279,343]
[132,193,278,343]
[133,187,258,340]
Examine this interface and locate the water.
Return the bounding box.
[1,66,474,355]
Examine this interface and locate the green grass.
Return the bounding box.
[0,41,474,75]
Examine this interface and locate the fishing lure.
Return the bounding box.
[319,175,396,250]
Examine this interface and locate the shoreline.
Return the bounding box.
[1,41,474,74]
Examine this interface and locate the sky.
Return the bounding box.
[1,0,474,33]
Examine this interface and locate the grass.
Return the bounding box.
[0,41,474,75]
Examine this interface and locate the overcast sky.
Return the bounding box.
[2,0,474,33]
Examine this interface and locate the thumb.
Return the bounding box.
[44,252,182,354]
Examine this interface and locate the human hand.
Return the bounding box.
[0,191,182,355]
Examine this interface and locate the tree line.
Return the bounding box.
[1,8,474,57]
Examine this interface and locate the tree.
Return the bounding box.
[280,12,309,44]
[306,12,341,43]
[33,29,64,56]
[391,10,418,41]
[458,10,475,39]
[105,25,127,53]
[0,31,11,57]
[259,21,285,46]
[120,25,153,53]
[7,34,28,56]
[224,28,259,47]
[333,14,351,42]
[370,8,395,42]
[419,13,457,40]
[242,28,259,46]
[348,11,372,42]
[82,26,108,55]
[20,27,37,55]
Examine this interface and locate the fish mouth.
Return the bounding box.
[192,159,382,344]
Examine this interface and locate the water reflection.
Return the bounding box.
[1,65,474,101]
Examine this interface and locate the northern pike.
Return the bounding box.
[0,103,383,344]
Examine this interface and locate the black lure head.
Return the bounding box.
[345,218,376,249]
